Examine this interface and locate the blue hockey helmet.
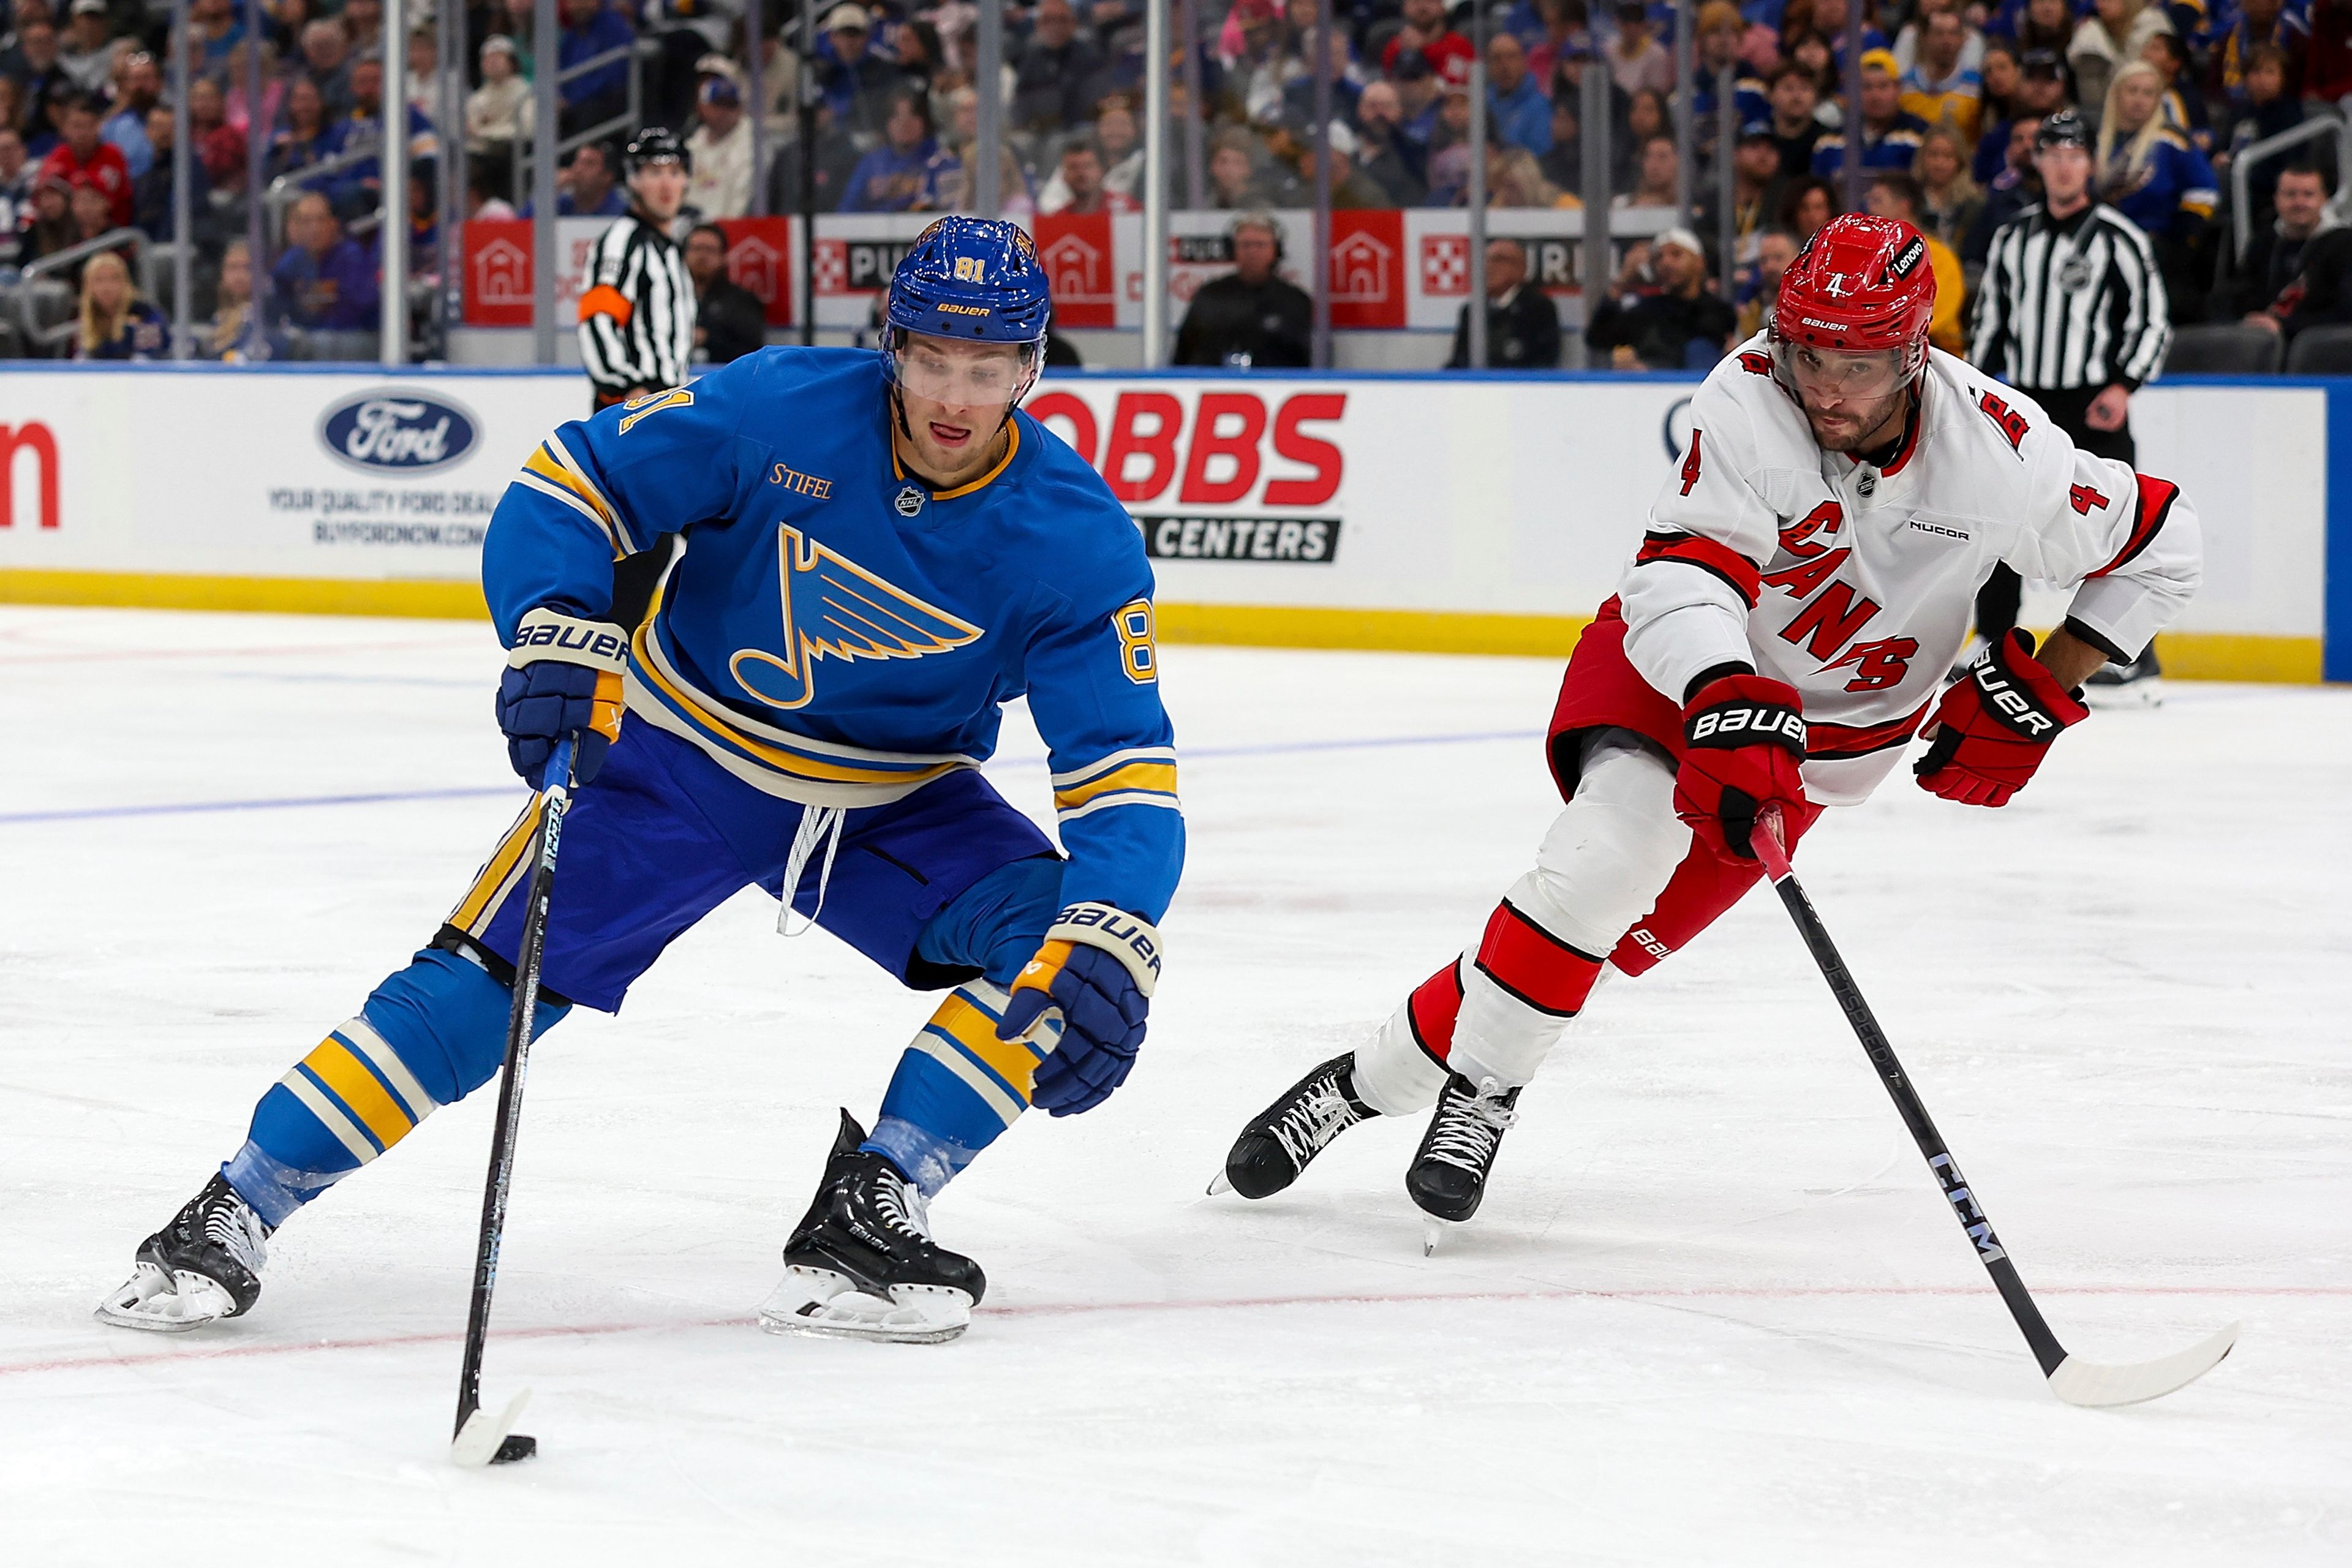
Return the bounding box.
[884,216,1052,349]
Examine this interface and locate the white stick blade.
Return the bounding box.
[2046,1323,2239,1408]
[451,1389,532,1467]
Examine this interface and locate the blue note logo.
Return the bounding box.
[317,389,480,477]
[729,526,984,710]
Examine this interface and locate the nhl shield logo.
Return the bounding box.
[2058,255,2094,291]
[894,483,928,517]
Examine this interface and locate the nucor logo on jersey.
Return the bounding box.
[1024,388,1346,511]
[317,391,480,477]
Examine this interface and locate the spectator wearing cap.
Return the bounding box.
[2231,162,2352,336]
[1973,46,2066,184]
[1446,236,1561,369]
[1863,170,1965,353]
[1174,212,1312,368]
[271,190,379,330]
[840,88,954,211]
[684,68,752,219]
[1698,121,1788,268]
[1037,134,1137,215]
[1485,31,1550,154]
[2068,0,2173,131]
[1351,78,1428,205]
[683,221,766,364]
[101,50,158,179]
[1586,226,1736,369]
[57,0,110,94]
[557,0,634,136]
[816,4,913,140]
[1011,0,1103,134]
[1899,9,1982,141]
[37,92,127,227]
[466,34,530,155]
[1763,63,1825,180]
[1390,45,1445,167]
[1811,50,1926,179]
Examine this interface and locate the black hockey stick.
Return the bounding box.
[1752,807,2236,1406]
[451,734,577,1466]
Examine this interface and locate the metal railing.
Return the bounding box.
[262,134,388,249]
[21,225,151,286]
[509,40,644,208]
[2231,113,2352,255]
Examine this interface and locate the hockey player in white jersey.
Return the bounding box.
[1215,213,2201,1235]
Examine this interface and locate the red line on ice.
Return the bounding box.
[4,1282,2338,1379]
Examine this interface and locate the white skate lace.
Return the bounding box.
[201,1193,268,1275]
[1271,1080,1360,1169]
[1422,1078,1517,1175]
[870,1167,933,1245]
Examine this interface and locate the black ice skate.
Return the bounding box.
[1212,1052,1378,1199]
[758,1110,986,1345]
[1408,1074,1522,1255]
[95,1173,273,1332]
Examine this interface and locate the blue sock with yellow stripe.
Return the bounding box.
[864,980,1062,1197]
[222,946,568,1227]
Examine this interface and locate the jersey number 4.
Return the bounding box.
[1679,430,1703,496]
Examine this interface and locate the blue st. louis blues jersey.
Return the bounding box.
[483,346,1182,922]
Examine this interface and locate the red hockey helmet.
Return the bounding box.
[1771,213,1937,384]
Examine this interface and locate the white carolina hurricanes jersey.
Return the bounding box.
[1617,334,2202,806]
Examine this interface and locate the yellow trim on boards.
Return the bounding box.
[0,570,2327,683]
[0,568,485,620]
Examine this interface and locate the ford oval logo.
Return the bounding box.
[317,388,479,476]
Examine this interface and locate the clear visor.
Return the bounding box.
[1773,338,1910,402]
[888,332,1039,409]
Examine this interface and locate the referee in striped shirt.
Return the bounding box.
[1969,108,2172,696]
[578,127,698,417]
[577,126,700,626]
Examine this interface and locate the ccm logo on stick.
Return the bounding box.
[1027,390,1346,509]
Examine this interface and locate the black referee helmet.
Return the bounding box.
[2034,109,2089,152]
[624,124,693,177]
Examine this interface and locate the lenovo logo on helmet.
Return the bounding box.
[1887,236,1927,279]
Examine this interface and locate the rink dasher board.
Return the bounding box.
[0,363,2335,683]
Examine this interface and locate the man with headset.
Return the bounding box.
[1174,211,1313,368]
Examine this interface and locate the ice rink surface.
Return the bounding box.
[1,605,2346,1566]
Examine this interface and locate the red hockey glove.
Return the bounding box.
[1914,629,2089,808]
[1675,673,1809,864]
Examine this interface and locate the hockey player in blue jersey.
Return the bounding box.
[98,217,1183,1344]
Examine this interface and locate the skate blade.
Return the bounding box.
[1422,1218,1454,1257]
[92,1262,235,1333]
[1206,1170,1233,1197]
[756,1265,971,1345]
[451,1390,535,1468]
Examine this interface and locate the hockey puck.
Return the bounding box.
[490,1433,538,1464]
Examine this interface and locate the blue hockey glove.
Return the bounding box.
[496,608,628,789]
[996,903,1164,1117]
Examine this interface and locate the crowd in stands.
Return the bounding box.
[4,0,2350,366]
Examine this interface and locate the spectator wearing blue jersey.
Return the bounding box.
[841,88,956,211]
[2095,61,2215,240]
[2214,0,2307,95]
[1487,31,1551,153]
[2139,31,2208,152]
[271,190,380,330]
[1809,0,1891,70]
[267,75,344,184]
[1811,51,1926,179]
[557,0,634,136]
[75,250,170,359]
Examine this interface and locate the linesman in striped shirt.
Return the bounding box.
[1970,109,2173,699]
[578,126,698,416]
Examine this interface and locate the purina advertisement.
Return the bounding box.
[0,366,2329,677]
